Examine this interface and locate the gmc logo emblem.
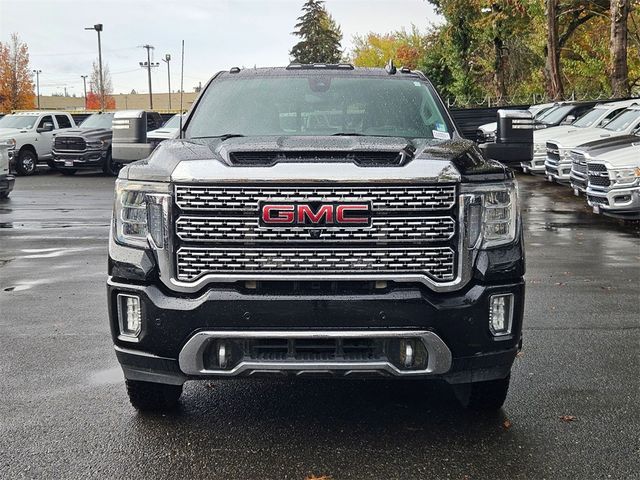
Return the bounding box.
[259,202,372,227]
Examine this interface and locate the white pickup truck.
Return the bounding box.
[0,111,76,176]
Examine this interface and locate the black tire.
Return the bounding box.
[125,379,183,412]
[16,149,38,176]
[102,151,121,176]
[46,160,57,170]
[457,375,510,411]
[59,169,77,176]
[0,191,9,199]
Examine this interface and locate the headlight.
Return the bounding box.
[534,143,545,154]
[86,139,105,149]
[113,180,171,249]
[463,181,518,248]
[610,167,640,186]
[561,149,572,161]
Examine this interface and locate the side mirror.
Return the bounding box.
[561,115,576,125]
[478,109,533,167]
[37,122,54,133]
[112,110,155,164]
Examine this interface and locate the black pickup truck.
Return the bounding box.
[52,111,163,176]
[108,65,526,412]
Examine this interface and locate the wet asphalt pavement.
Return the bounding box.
[0,171,638,480]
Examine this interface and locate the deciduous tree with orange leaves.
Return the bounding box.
[0,33,35,113]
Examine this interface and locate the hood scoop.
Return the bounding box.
[228,150,411,167]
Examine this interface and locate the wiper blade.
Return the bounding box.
[193,133,246,141]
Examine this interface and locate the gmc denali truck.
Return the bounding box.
[108,65,525,412]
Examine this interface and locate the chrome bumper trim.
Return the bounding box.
[178,330,452,377]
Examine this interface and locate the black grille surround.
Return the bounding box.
[172,183,459,284]
[546,142,560,164]
[54,136,86,151]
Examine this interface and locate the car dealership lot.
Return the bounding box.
[0,172,638,480]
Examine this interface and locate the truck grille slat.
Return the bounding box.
[176,247,455,281]
[175,185,456,212]
[587,162,611,188]
[54,136,86,151]
[176,216,456,243]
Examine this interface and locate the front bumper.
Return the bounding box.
[521,152,546,173]
[52,149,107,169]
[108,278,525,385]
[586,185,640,218]
[545,160,572,183]
[0,174,15,196]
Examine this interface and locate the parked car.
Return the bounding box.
[569,131,640,194]
[522,99,638,174]
[108,64,525,412]
[585,143,640,219]
[52,110,162,176]
[0,111,76,176]
[0,139,15,198]
[545,105,640,184]
[147,114,184,146]
[476,102,556,143]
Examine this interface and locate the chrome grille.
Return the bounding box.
[571,151,587,174]
[175,185,457,212]
[587,163,611,188]
[546,142,560,164]
[176,216,456,243]
[176,246,455,281]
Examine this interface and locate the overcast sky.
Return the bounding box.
[0,0,441,96]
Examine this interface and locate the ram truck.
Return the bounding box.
[108,65,525,412]
[585,144,640,218]
[52,111,163,176]
[545,105,640,184]
[0,111,76,175]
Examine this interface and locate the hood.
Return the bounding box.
[0,127,30,137]
[124,135,508,183]
[546,127,623,149]
[572,135,640,158]
[533,125,584,144]
[147,128,179,140]
[478,122,497,133]
[56,128,112,141]
[593,144,640,167]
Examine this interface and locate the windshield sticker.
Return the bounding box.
[432,130,450,140]
[435,122,447,132]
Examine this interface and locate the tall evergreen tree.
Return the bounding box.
[290,0,342,64]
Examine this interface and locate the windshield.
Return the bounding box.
[187,74,452,140]
[80,113,114,129]
[538,105,574,125]
[0,115,39,129]
[603,109,640,132]
[162,115,183,129]
[572,108,605,128]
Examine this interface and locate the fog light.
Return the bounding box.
[489,293,514,337]
[117,293,141,340]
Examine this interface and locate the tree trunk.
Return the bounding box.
[494,36,508,105]
[544,0,563,100]
[610,0,630,97]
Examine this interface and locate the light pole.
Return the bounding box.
[32,70,42,109]
[85,24,104,110]
[162,53,171,109]
[139,45,159,109]
[81,75,88,109]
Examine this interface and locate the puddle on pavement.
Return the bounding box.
[88,368,123,385]
[3,279,50,292]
